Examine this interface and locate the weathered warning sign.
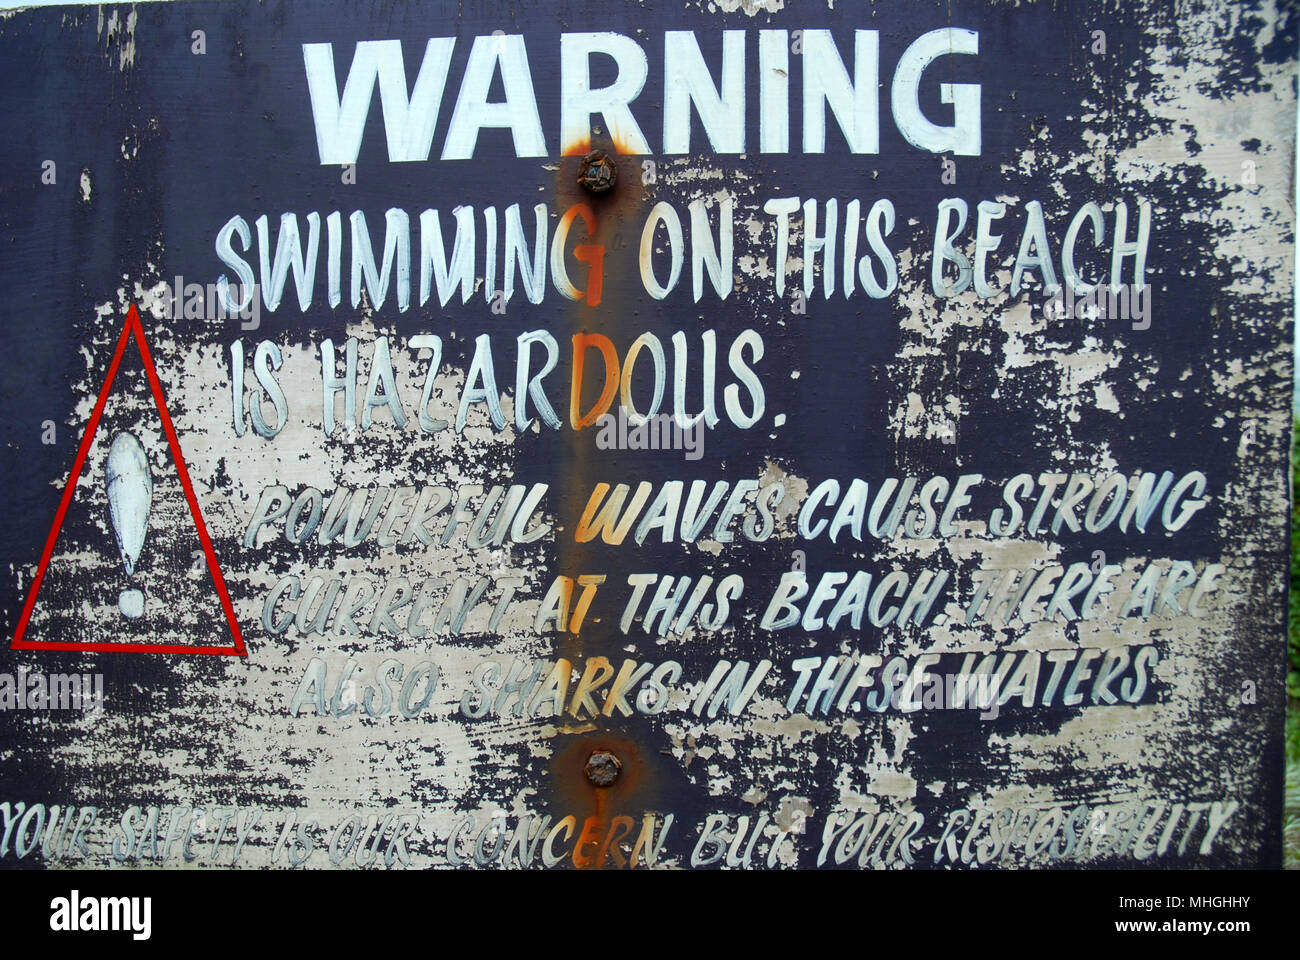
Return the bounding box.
[0,0,1293,870]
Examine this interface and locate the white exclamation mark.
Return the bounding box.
[106,431,151,619]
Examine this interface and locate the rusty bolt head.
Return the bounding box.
[584,750,622,788]
[577,151,617,194]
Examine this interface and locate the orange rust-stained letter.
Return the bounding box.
[570,333,620,429]
[575,482,653,545]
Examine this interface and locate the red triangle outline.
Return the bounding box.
[10,304,247,656]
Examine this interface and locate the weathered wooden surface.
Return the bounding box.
[0,0,1293,868]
